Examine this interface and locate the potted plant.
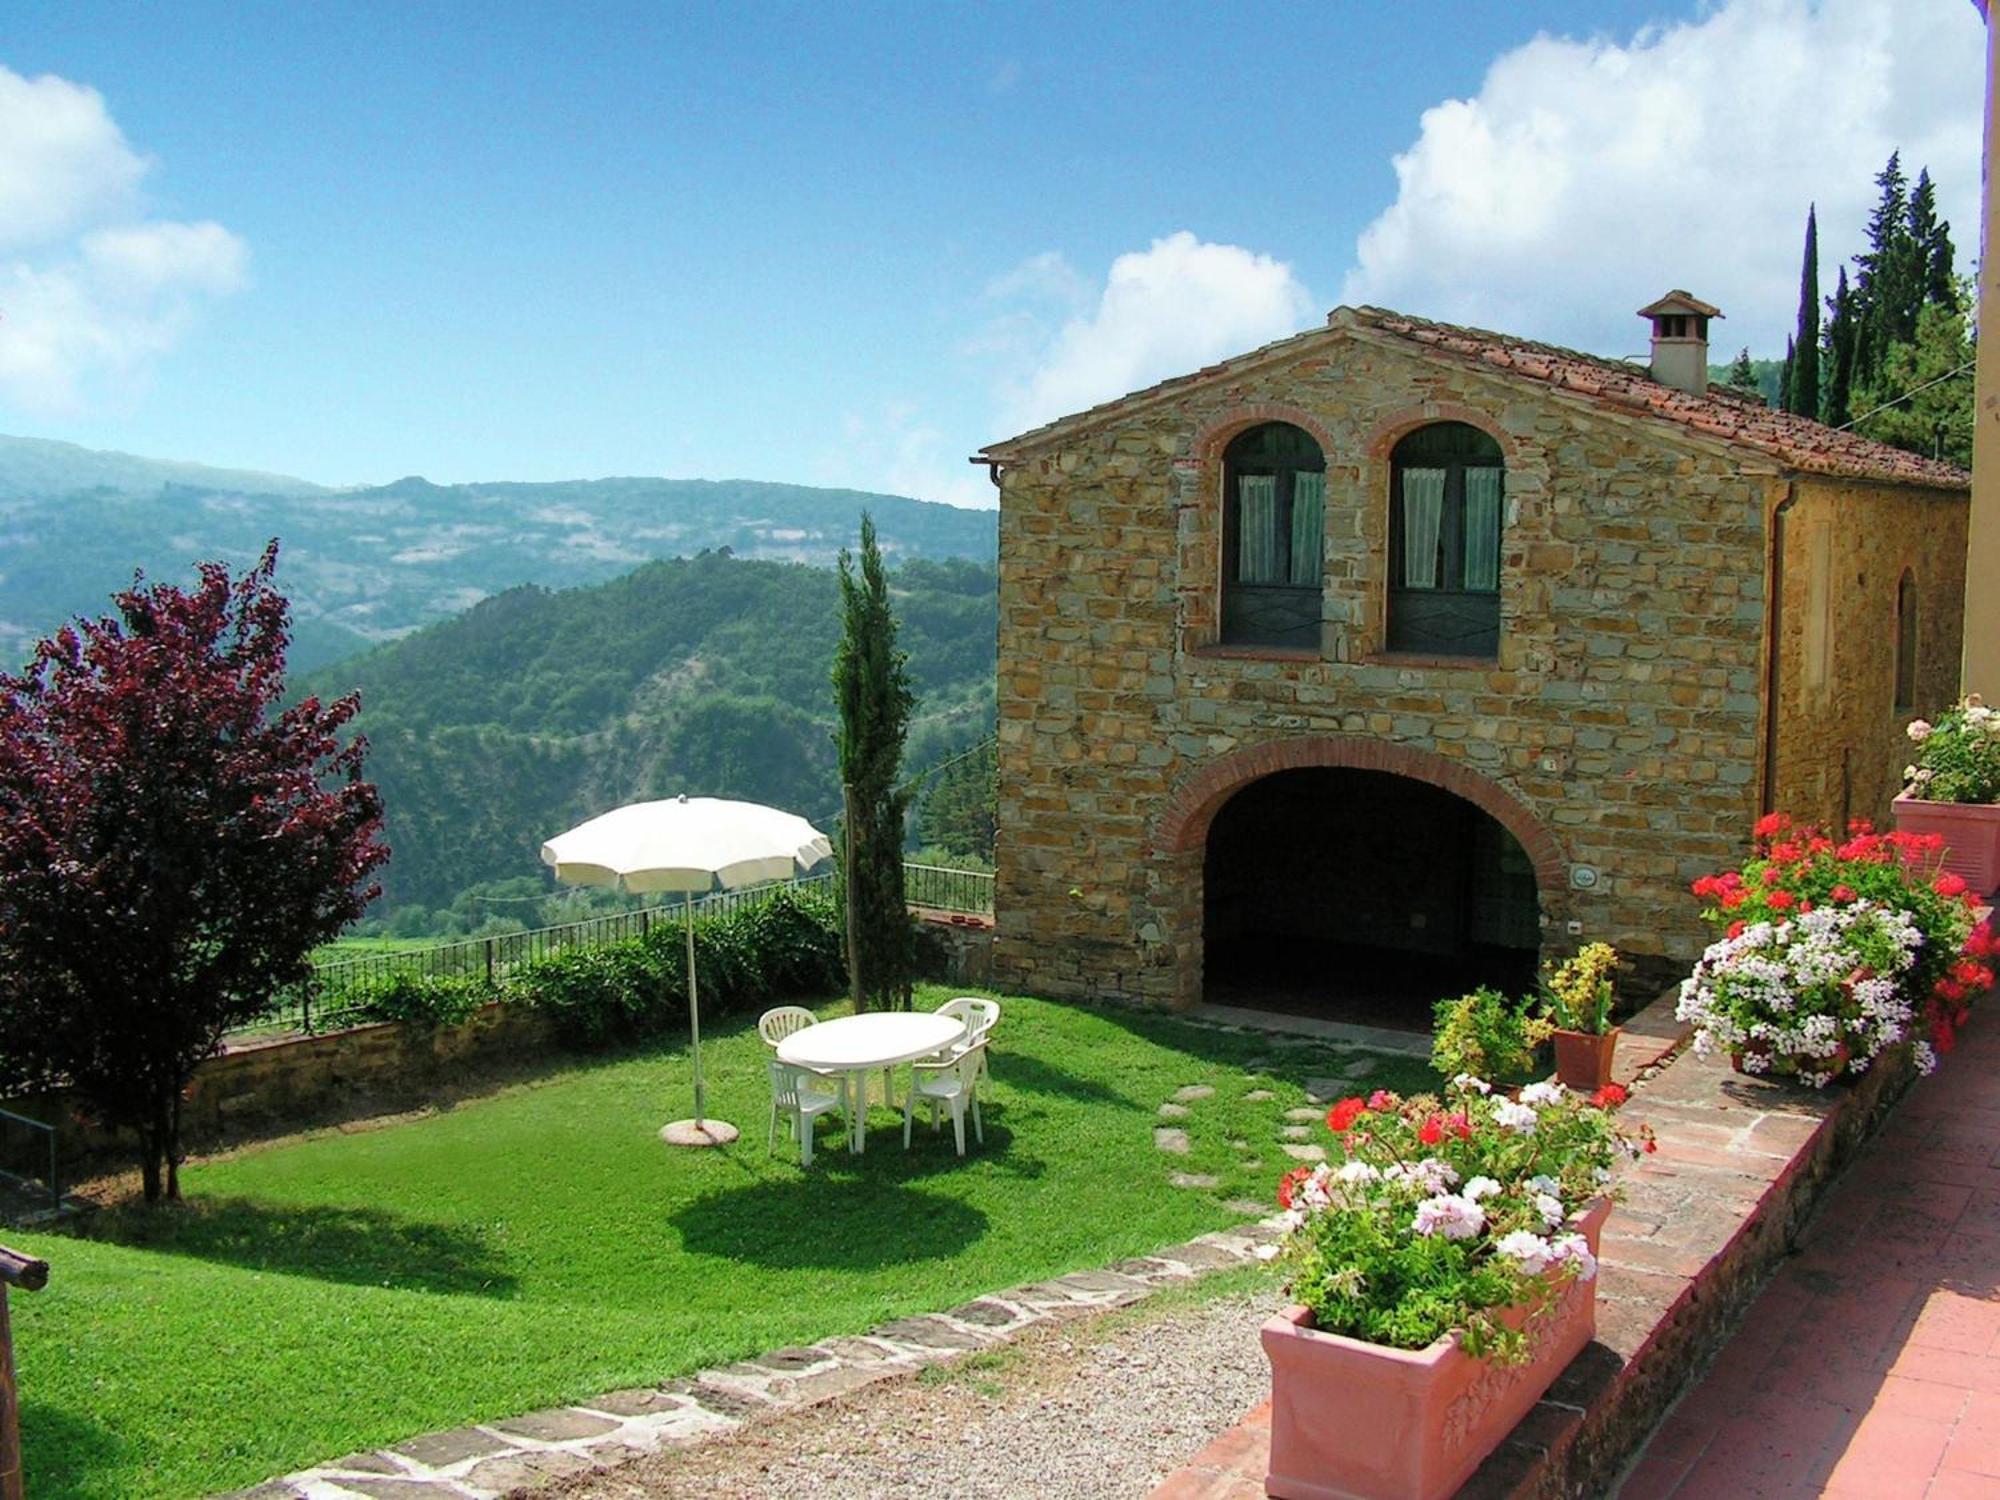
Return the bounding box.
[1430,986,1551,1088]
[1683,813,1996,1078]
[1259,1079,1651,1500]
[1895,696,2000,898]
[1540,943,1621,1092]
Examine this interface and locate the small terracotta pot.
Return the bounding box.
[1261,1199,1610,1500]
[1551,1028,1620,1092]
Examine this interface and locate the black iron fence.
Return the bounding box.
[903,863,995,916]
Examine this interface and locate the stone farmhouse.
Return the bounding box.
[975,294,1971,1017]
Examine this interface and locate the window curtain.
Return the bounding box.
[1462,467,1503,592]
[1400,467,1446,588]
[1236,474,1281,583]
[1288,472,1325,586]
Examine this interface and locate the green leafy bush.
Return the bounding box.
[1431,987,1551,1086]
[352,972,496,1028]
[512,886,845,1047]
[1903,696,2000,804]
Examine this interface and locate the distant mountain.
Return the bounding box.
[0,435,997,673]
[297,550,998,920]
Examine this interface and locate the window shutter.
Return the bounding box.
[1236,475,1281,583]
[1462,467,1503,591]
[1400,468,1447,588]
[1288,472,1325,586]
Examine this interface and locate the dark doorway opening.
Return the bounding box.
[1202,767,1541,1029]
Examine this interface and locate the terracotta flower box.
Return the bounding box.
[1260,1199,1610,1500]
[1892,795,2000,899]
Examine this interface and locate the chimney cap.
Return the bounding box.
[1637,289,1723,320]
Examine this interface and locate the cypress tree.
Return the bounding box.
[1787,205,1820,418]
[1726,347,1760,396]
[1854,153,1913,383]
[1821,265,1856,429]
[1779,335,1796,418]
[1908,169,1959,314]
[832,511,916,1012]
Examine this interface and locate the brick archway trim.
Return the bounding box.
[1191,403,1340,465]
[1151,735,1566,898]
[1363,402,1521,463]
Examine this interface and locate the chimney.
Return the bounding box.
[1636,290,1723,394]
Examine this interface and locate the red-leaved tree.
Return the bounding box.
[0,543,387,1201]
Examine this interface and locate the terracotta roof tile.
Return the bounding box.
[1353,306,1967,490]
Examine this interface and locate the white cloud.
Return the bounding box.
[0,63,247,414]
[996,232,1316,434]
[1342,0,1983,358]
[819,400,996,511]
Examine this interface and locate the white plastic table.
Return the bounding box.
[777,1012,965,1154]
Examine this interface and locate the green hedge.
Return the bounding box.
[352,886,849,1046]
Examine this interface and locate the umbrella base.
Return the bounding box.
[660,1119,740,1148]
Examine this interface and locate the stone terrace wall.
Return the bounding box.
[993,330,1772,1009]
[21,1002,560,1164]
[1772,475,1971,834]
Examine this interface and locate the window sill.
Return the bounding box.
[1194,643,1323,662]
[1364,651,1499,670]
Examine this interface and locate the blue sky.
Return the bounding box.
[0,1,1984,503]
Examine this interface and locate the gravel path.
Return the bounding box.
[546,1281,1280,1500]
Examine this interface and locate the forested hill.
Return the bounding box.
[0,433,998,674]
[298,550,997,923]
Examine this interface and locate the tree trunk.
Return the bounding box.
[166,1087,183,1201]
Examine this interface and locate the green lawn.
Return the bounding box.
[14,988,1434,1499]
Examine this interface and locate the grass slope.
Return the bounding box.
[14,990,1432,1499]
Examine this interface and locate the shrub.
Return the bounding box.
[1431,987,1551,1086]
[1903,696,2000,805]
[352,972,496,1028]
[1539,943,1619,1034]
[513,885,846,1047]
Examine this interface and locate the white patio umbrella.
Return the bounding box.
[540,794,833,1147]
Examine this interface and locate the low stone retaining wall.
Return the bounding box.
[17,1002,562,1167]
[914,909,995,988]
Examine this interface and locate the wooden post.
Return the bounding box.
[843,782,864,1018]
[1969,3,2000,698]
[0,1247,49,1500]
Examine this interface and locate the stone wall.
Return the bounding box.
[991,328,1940,1010]
[1772,476,1971,833]
[914,910,996,989]
[22,1001,561,1164]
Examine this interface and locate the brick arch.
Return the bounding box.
[1363,402,1521,464]
[1191,403,1339,465]
[1151,735,1566,898]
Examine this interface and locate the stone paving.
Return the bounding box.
[218,1221,1285,1498]
[1616,1006,2000,1498]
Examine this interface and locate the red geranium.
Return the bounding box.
[1326,1097,1368,1133]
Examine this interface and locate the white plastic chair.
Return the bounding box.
[768,1059,844,1167]
[758,1005,818,1047]
[931,997,999,1078]
[904,1042,985,1156]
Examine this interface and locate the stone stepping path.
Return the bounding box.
[216,1224,1283,1499]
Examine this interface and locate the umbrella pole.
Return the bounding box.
[686,892,704,1127]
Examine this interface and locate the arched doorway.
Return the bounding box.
[1202,767,1541,1025]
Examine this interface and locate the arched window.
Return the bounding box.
[1388,422,1505,657]
[1221,422,1325,649]
[1894,569,1919,713]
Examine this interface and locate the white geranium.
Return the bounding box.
[1550,1233,1598,1281]
[1493,1098,1538,1135]
[1907,719,1934,743]
[1494,1230,1553,1275]
[1411,1193,1485,1241]
[1519,1081,1566,1107]
[1462,1175,1501,1201]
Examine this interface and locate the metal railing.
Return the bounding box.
[0,1111,57,1217]
[904,863,995,916]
